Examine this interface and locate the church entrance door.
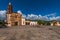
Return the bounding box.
[15,22,18,26]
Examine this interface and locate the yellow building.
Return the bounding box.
[51,20,60,26]
[6,3,22,27]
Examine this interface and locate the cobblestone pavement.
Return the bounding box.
[0,25,60,40]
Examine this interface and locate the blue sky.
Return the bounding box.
[0,0,60,21]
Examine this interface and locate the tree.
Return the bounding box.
[37,20,50,25]
[0,20,7,28]
[37,20,45,25]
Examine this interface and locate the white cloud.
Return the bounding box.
[49,16,60,21]
[26,14,38,20]
[0,10,6,20]
[23,13,60,21]
[22,14,26,18]
[25,14,50,21]
[0,10,60,21]
[17,10,22,14]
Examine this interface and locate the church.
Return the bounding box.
[6,3,22,27]
[6,3,37,27]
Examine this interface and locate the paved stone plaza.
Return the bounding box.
[0,25,60,40]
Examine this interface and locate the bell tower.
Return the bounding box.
[7,2,12,14]
[6,2,13,27]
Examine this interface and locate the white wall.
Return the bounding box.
[30,21,37,25]
[22,18,25,25]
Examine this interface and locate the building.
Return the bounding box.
[6,3,22,27]
[25,19,30,25]
[22,18,25,25]
[30,21,37,25]
[6,3,38,27]
[25,19,37,25]
[51,20,60,26]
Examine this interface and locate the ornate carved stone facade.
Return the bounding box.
[6,3,22,27]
